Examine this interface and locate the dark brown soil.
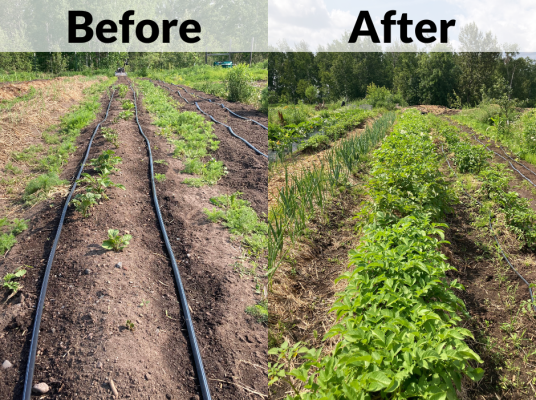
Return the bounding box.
[149,80,268,215]
[0,77,267,399]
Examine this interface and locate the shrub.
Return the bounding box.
[304,85,318,104]
[365,83,406,110]
[226,64,254,103]
[522,109,536,153]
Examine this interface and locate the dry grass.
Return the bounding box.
[0,76,106,169]
[0,79,67,101]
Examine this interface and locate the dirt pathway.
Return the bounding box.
[436,120,536,398]
[0,78,268,399]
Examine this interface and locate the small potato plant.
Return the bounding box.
[117,84,129,97]
[102,229,132,252]
[71,192,101,217]
[3,266,30,300]
[89,150,122,174]
[77,172,125,200]
[121,99,135,110]
[101,127,119,148]
[125,319,135,331]
[117,110,134,121]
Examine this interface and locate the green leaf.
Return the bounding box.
[366,371,391,391]
[465,367,484,382]
[102,240,114,250]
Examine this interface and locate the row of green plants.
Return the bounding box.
[13,78,117,204]
[451,104,536,166]
[269,110,484,399]
[0,80,114,257]
[70,149,125,217]
[145,63,268,108]
[135,79,226,187]
[269,107,375,152]
[268,112,396,281]
[431,115,536,248]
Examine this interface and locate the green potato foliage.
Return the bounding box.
[102,229,132,252]
[71,192,101,217]
[77,172,125,200]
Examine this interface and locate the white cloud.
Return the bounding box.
[269,0,357,49]
[447,0,536,51]
[270,0,536,52]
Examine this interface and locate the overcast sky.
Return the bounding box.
[268,0,536,52]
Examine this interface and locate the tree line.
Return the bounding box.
[0,52,269,75]
[268,25,536,108]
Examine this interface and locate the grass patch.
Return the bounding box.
[0,87,37,111]
[145,63,267,107]
[451,107,536,166]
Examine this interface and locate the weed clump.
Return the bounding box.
[246,300,268,324]
[24,173,67,197]
[205,192,267,255]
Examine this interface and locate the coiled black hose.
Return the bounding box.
[441,144,536,312]
[194,101,268,158]
[130,85,212,400]
[22,88,117,399]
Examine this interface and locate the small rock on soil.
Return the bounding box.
[32,383,49,394]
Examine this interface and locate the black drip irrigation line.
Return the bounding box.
[194,101,268,158]
[497,143,536,179]
[441,144,536,313]
[175,86,190,104]
[218,103,268,130]
[470,131,536,189]
[163,81,268,130]
[22,87,117,400]
[155,80,267,158]
[130,84,212,400]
